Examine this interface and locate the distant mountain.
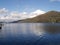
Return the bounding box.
[13,11,60,23]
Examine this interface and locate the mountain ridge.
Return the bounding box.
[12,11,60,23]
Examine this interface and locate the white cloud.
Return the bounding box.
[0,8,8,15]
[29,10,45,18]
[10,11,20,17]
[22,12,27,15]
[50,0,60,2]
[20,12,28,19]
[31,10,45,15]
[0,8,45,22]
[19,10,45,19]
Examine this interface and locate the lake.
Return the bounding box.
[0,23,60,45]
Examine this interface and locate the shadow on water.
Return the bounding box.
[43,23,60,34]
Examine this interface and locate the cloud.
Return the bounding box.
[0,8,45,22]
[22,12,27,15]
[50,0,60,2]
[29,10,45,18]
[31,10,45,15]
[10,11,20,17]
[0,8,8,15]
[18,9,45,19]
[10,11,28,19]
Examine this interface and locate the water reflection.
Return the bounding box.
[43,23,60,33]
[2,23,43,35]
[0,23,60,45]
[0,29,2,32]
[1,23,60,38]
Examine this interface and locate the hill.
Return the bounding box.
[13,11,60,23]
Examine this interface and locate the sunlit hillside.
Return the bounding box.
[15,11,60,23]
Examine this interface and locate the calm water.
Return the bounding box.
[0,23,60,45]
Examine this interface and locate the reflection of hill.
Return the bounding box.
[44,24,60,33]
[12,11,60,23]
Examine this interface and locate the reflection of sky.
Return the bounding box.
[28,23,44,35]
[1,23,60,38]
[0,23,60,45]
[1,23,44,38]
[0,23,60,44]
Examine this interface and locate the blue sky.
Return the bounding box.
[0,0,60,12]
[0,0,60,22]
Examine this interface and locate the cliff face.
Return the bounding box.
[13,11,60,23]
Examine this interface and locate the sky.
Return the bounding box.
[0,0,60,12]
[0,0,60,22]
